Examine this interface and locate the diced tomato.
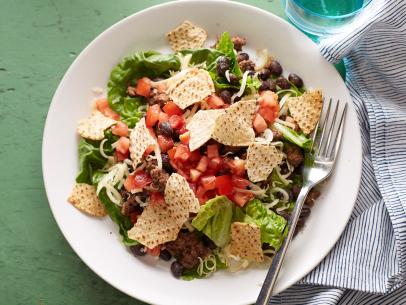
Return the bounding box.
[208,157,222,171]
[174,144,191,162]
[189,149,201,162]
[158,112,170,124]
[135,77,152,97]
[188,182,197,194]
[179,131,190,144]
[124,171,152,192]
[146,245,161,256]
[116,137,130,154]
[258,90,279,124]
[167,147,177,161]
[207,144,219,158]
[232,176,251,188]
[163,101,183,116]
[215,175,233,195]
[178,127,188,135]
[226,158,246,176]
[143,144,155,157]
[196,156,209,172]
[253,113,268,133]
[95,98,120,120]
[196,185,208,204]
[176,167,190,180]
[190,169,202,182]
[146,104,161,127]
[200,175,216,191]
[233,191,254,207]
[150,192,165,205]
[129,213,139,224]
[157,135,174,153]
[169,115,185,130]
[111,122,129,137]
[115,150,129,161]
[207,94,225,109]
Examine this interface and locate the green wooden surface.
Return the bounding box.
[0,1,337,304]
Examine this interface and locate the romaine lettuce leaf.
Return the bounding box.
[179,48,223,71]
[97,188,137,246]
[192,196,233,247]
[216,32,242,77]
[243,199,288,250]
[75,139,108,184]
[107,51,180,127]
[75,130,118,184]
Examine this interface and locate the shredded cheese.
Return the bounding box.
[153,145,162,169]
[231,70,250,102]
[225,70,231,82]
[270,186,290,203]
[255,49,269,71]
[275,118,296,130]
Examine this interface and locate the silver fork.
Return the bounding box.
[255,99,348,305]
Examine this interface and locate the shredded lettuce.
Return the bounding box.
[192,196,233,247]
[107,51,180,127]
[272,122,312,151]
[243,199,288,250]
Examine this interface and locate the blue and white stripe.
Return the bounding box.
[271,0,406,303]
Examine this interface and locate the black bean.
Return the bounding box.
[288,73,304,88]
[216,56,231,76]
[158,121,173,138]
[276,76,291,89]
[171,261,184,278]
[233,95,241,102]
[219,90,232,103]
[228,73,240,85]
[259,80,276,92]
[268,60,283,76]
[237,52,249,62]
[161,154,173,173]
[159,249,172,261]
[291,185,301,199]
[130,244,146,256]
[258,68,271,81]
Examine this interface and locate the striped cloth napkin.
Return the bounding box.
[271,0,406,304]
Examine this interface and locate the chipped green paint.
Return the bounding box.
[0,1,337,305]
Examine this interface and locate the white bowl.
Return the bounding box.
[42,1,362,305]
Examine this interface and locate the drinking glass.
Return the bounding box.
[284,0,372,37]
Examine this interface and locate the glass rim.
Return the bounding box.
[291,0,373,19]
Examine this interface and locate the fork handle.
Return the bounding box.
[255,185,311,305]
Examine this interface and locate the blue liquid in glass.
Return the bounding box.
[294,0,365,17]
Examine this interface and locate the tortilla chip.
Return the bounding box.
[127,204,180,249]
[212,100,256,146]
[230,222,264,262]
[246,143,283,182]
[287,89,323,134]
[68,183,107,217]
[77,110,116,140]
[129,118,157,168]
[165,173,200,224]
[127,173,200,248]
[186,109,225,151]
[167,68,214,109]
[167,20,207,51]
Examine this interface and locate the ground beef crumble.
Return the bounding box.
[165,231,212,269]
